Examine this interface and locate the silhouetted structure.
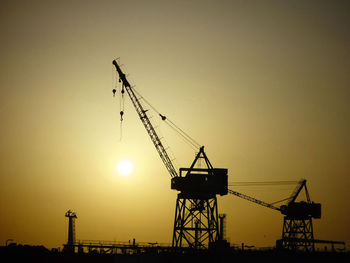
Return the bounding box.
[112,60,228,249]
[218,214,227,241]
[228,179,345,251]
[171,147,227,248]
[2,243,349,262]
[64,210,77,252]
[111,59,345,252]
[278,179,320,251]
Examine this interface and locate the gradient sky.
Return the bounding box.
[0,0,349,249]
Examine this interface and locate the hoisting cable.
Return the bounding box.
[120,82,125,120]
[165,117,200,149]
[228,180,298,206]
[112,66,125,141]
[162,121,199,151]
[132,87,200,150]
[119,82,126,140]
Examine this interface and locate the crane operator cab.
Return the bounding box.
[171,167,228,197]
[170,146,228,198]
[280,202,321,219]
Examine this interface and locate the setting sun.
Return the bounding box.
[117,160,133,176]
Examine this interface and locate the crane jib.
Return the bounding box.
[228,189,281,211]
[112,60,178,178]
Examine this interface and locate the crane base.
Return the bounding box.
[172,195,219,249]
[281,216,315,251]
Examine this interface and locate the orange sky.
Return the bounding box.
[0,0,349,249]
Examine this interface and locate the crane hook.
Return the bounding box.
[112,89,117,97]
[159,114,166,121]
[120,111,124,121]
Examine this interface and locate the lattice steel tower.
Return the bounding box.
[65,210,77,252]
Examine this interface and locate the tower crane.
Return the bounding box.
[228,179,322,251]
[112,59,228,249]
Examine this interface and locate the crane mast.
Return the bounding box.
[112,60,178,178]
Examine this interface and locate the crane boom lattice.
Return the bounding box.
[228,189,280,211]
[113,60,178,178]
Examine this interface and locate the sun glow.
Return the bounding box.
[117,160,133,176]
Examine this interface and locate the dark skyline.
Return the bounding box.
[0,0,349,249]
